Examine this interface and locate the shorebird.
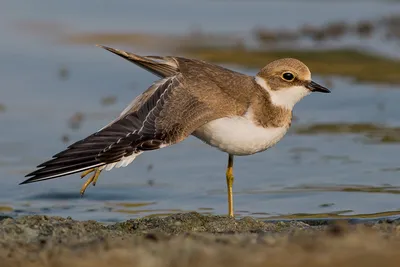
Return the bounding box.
[22,45,330,217]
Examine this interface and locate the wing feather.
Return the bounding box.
[22,46,239,185]
[22,75,183,184]
[96,45,179,78]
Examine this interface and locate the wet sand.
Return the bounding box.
[1,212,400,266]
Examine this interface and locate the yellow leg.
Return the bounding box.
[80,168,94,178]
[91,171,101,186]
[226,154,234,217]
[80,168,102,196]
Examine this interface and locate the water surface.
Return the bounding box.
[1,0,400,222]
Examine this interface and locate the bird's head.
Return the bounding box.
[255,58,330,110]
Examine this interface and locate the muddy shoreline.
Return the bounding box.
[1,212,400,266]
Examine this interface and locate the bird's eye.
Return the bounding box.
[282,72,295,82]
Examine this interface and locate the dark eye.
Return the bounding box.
[282,72,295,81]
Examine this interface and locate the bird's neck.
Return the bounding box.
[249,91,293,129]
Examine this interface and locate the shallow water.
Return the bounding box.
[1,0,400,222]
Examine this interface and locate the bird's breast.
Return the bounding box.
[193,116,289,156]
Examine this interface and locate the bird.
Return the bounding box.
[21,45,330,217]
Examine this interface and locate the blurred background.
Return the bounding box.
[1,0,400,222]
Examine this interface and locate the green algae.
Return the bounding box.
[293,123,400,143]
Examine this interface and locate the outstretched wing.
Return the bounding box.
[22,73,218,184]
[22,45,245,184]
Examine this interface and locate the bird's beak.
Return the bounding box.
[306,81,331,93]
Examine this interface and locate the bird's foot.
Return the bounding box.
[80,168,102,196]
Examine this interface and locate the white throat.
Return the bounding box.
[255,76,310,110]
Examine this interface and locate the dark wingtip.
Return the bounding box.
[19,177,34,185]
[19,175,53,185]
[20,169,42,184]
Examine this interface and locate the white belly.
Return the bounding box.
[193,116,288,156]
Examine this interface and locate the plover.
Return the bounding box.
[22,45,330,217]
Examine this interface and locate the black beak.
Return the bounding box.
[306,81,331,93]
